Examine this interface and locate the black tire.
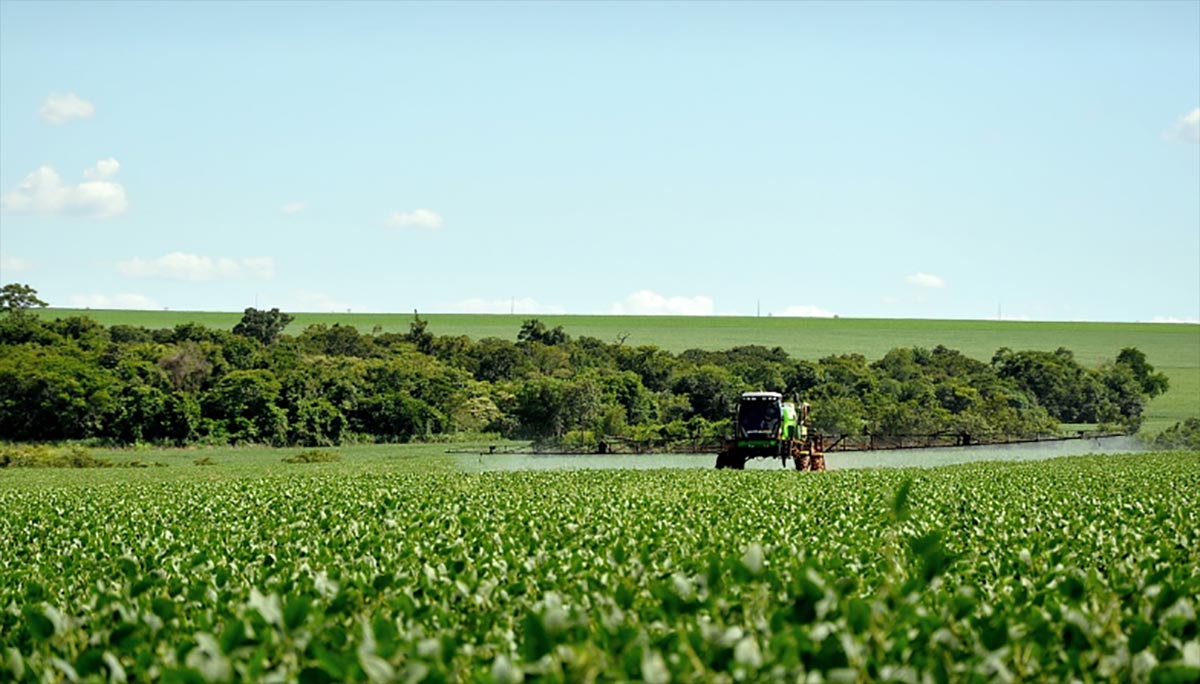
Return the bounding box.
[715,450,746,470]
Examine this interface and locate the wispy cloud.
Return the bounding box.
[449,297,566,315]
[70,293,161,310]
[280,201,308,215]
[777,304,836,318]
[905,272,945,288]
[1165,107,1200,144]
[39,92,95,125]
[291,290,362,313]
[0,159,127,218]
[0,254,33,275]
[386,209,443,230]
[610,290,714,316]
[1148,315,1200,324]
[117,252,275,281]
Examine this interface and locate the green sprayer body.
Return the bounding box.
[716,391,826,471]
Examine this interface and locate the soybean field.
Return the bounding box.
[2,451,1198,683]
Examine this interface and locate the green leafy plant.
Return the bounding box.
[281,449,342,464]
[1,452,1197,682]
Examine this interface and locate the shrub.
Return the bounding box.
[0,444,113,468]
[1152,417,1200,451]
[281,449,341,464]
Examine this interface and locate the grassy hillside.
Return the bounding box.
[40,309,1199,432]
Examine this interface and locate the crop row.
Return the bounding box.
[2,453,1198,682]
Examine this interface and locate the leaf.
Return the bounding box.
[1149,664,1200,684]
[641,649,670,684]
[24,607,55,640]
[248,588,282,626]
[299,666,333,684]
[358,652,395,684]
[219,620,246,654]
[1058,575,1086,604]
[75,648,104,676]
[892,478,914,522]
[1129,619,1155,653]
[152,597,177,621]
[742,543,764,576]
[24,581,45,602]
[284,596,310,631]
[846,598,871,634]
[520,612,551,662]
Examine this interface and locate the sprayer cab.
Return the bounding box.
[735,391,809,440]
[717,391,825,471]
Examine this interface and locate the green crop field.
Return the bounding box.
[2,451,1197,683]
[38,309,1200,433]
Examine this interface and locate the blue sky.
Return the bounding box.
[1,1,1197,321]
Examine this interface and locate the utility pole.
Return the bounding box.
[757,299,760,318]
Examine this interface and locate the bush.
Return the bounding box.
[281,449,341,464]
[1151,417,1200,451]
[0,444,113,468]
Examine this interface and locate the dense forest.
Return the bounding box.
[0,302,1170,448]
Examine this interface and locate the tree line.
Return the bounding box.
[0,296,1170,448]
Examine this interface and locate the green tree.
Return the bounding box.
[110,385,199,444]
[287,397,347,446]
[810,395,866,435]
[672,364,744,421]
[1115,347,1169,398]
[232,307,294,345]
[518,319,569,346]
[513,376,567,438]
[202,369,288,445]
[299,323,373,357]
[406,317,435,354]
[0,346,119,440]
[616,345,676,392]
[0,283,48,314]
[158,342,214,393]
[1152,417,1200,450]
[355,393,444,441]
[471,337,525,382]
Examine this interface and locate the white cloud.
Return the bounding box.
[39,92,95,124]
[0,254,33,275]
[84,158,120,180]
[280,201,307,215]
[1166,107,1200,144]
[0,160,128,218]
[450,297,566,315]
[609,290,714,316]
[117,252,275,281]
[905,272,946,288]
[386,209,443,230]
[239,257,275,279]
[1148,315,1200,324]
[292,290,360,312]
[777,304,836,318]
[69,293,161,310]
